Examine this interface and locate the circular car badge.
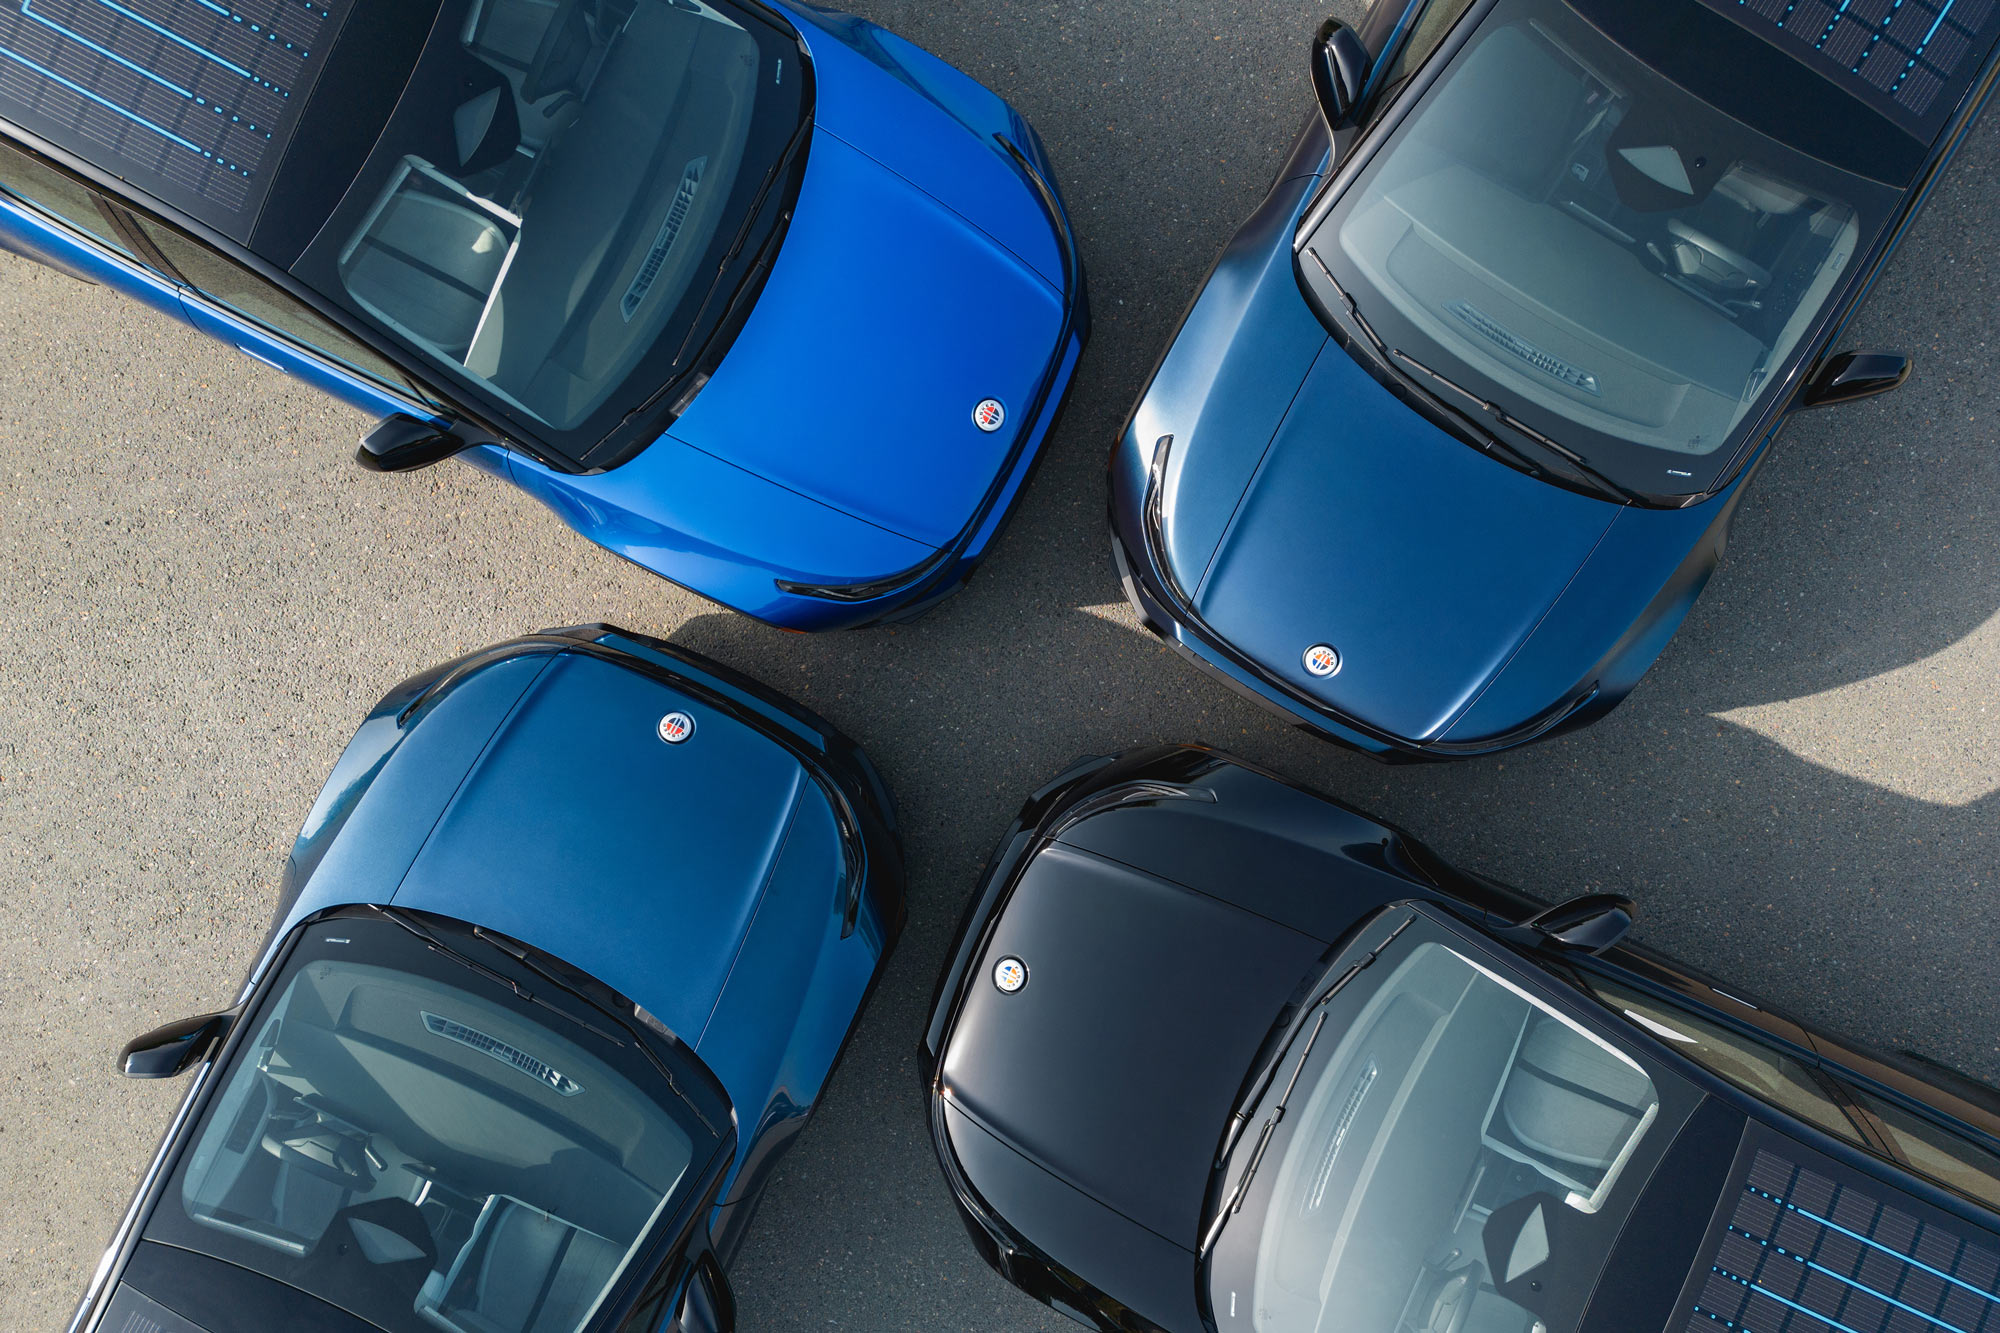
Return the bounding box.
[1303,644,1342,678]
[657,711,695,744]
[992,956,1027,994]
[973,398,1007,433]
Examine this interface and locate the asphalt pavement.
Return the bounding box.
[4,2,1999,1329]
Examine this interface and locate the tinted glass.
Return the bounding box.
[0,0,355,240]
[1586,977,1864,1144]
[1301,0,1900,497]
[290,0,805,456]
[145,916,719,1333]
[1371,0,1478,102]
[1848,1084,2000,1210]
[1207,920,1699,1333]
[0,136,129,253]
[133,214,432,397]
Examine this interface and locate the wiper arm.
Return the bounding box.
[1392,348,1640,505]
[621,117,813,429]
[1306,250,1548,478]
[1199,1010,1326,1258]
[374,906,568,1022]
[1198,913,1415,1258]
[373,907,719,1137]
[471,925,717,1137]
[1304,248,1636,504]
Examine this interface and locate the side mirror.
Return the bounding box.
[1798,350,1910,409]
[120,1010,236,1079]
[1311,18,1372,129]
[356,414,469,473]
[673,1252,735,1333]
[1519,893,1635,955]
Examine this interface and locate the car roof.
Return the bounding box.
[1690,0,2000,140]
[0,0,436,246]
[1683,1117,2000,1333]
[1567,0,1999,183]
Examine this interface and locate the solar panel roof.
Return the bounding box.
[1698,0,2000,134]
[0,0,352,240]
[1682,1136,2000,1333]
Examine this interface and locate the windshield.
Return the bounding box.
[1205,918,1700,1333]
[290,0,803,457]
[1298,0,1901,498]
[144,915,722,1333]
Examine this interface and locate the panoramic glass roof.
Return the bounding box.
[1697,0,2000,133]
[0,0,351,239]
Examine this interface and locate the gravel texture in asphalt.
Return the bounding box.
[3,2,1998,1329]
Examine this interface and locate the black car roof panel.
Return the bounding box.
[0,0,352,240]
[1697,0,2000,135]
[1682,1134,2000,1333]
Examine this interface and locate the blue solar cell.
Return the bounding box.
[1698,0,2000,133]
[1684,1144,2000,1333]
[0,0,349,238]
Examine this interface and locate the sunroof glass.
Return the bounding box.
[0,0,350,240]
[1698,0,1999,130]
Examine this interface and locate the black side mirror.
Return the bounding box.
[673,1252,735,1333]
[1798,350,1910,409]
[1312,18,1372,129]
[1518,893,1635,955]
[356,414,470,473]
[120,1010,236,1079]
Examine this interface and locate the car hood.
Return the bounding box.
[941,841,1327,1247]
[784,3,1065,287]
[379,650,816,1048]
[668,129,1064,550]
[1186,343,1622,742]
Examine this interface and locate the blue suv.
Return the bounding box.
[0,0,1086,628]
[68,625,904,1333]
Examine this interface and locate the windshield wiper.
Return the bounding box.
[1392,348,1641,506]
[373,907,719,1137]
[472,925,719,1138]
[1198,913,1415,1258]
[620,116,813,430]
[1303,248,1636,504]
[373,906,591,1031]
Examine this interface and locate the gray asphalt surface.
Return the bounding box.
[3,2,1998,1329]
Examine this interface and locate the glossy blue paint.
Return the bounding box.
[0,193,184,319]
[512,126,1066,596]
[260,628,903,1225]
[0,0,1085,629]
[785,6,1065,287]
[1192,341,1621,745]
[1110,15,1997,758]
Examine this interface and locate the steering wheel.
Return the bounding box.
[263,1125,377,1190]
[521,0,594,104]
[1666,219,1771,294]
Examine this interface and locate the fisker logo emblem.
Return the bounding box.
[973,398,1006,433]
[657,711,695,744]
[1303,644,1341,678]
[993,956,1027,994]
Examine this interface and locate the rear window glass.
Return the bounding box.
[0,0,354,239]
